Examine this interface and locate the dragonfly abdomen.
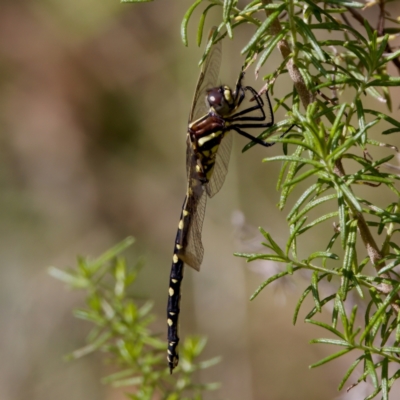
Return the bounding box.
[167,192,195,373]
[167,244,183,372]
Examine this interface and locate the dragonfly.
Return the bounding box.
[167,28,281,373]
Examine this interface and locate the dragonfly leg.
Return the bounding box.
[229,123,294,147]
[228,125,275,147]
[233,71,246,104]
[228,86,274,125]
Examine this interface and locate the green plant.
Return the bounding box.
[49,237,219,400]
[179,0,400,398]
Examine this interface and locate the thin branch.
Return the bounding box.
[262,0,312,109]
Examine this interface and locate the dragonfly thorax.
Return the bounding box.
[206,85,238,117]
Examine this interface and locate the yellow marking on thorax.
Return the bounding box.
[224,88,233,104]
[198,132,216,147]
[183,210,189,216]
[198,130,223,147]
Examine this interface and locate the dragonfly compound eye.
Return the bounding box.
[207,87,232,115]
[206,87,223,107]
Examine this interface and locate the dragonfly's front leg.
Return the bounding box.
[233,71,246,108]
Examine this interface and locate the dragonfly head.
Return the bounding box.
[206,85,236,116]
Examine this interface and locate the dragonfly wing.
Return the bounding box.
[181,28,225,266]
[179,185,207,271]
[187,29,222,179]
[189,29,222,123]
[178,145,207,271]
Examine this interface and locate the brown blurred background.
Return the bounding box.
[1,1,400,400]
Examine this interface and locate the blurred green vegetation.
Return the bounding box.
[49,237,220,400]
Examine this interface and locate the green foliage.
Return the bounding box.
[49,237,219,400]
[178,0,400,398]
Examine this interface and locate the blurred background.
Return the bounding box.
[0,1,400,399]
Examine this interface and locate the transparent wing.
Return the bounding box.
[185,133,192,179]
[178,154,207,271]
[180,186,207,271]
[206,131,233,197]
[187,27,222,180]
[182,134,232,270]
[189,28,222,123]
